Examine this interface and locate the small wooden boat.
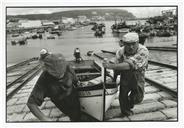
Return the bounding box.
[69,60,118,121]
[67,27,77,31]
[112,28,129,33]
[50,30,62,36]
[47,35,56,39]
[94,30,103,38]
[32,34,39,39]
[12,34,19,37]
[118,28,129,33]
[11,40,17,45]
[111,20,130,33]
[11,37,27,45]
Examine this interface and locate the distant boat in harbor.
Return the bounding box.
[46,35,56,39]
[112,28,129,33]
[111,20,130,33]
[92,23,106,38]
[67,26,77,31]
[50,30,62,36]
[11,34,19,37]
[47,36,55,39]
[11,36,27,45]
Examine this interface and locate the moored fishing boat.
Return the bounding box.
[112,28,129,33]
[46,34,56,39]
[50,30,62,36]
[69,60,118,121]
[111,20,130,33]
[11,36,27,45]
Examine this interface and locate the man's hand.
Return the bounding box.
[102,61,109,68]
[102,60,113,69]
[27,102,53,122]
[42,117,53,121]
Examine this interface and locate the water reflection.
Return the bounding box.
[112,32,126,39]
[145,36,177,46]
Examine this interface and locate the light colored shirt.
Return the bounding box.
[116,44,149,72]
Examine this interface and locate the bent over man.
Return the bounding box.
[102,32,149,116]
[27,49,81,121]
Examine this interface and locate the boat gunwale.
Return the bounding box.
[78,88,118,98]
[77,82,118,91]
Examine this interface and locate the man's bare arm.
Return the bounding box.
[102,61,131,70]
[27,103,52,121]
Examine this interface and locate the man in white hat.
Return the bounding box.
[103,32,149,116]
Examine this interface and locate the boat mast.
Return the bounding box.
[102,64,107,121]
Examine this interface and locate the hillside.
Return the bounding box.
[7,9,136,20]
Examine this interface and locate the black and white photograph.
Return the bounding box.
[2,1,183,127]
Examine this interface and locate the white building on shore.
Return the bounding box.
[62,17,76,24]
[18,20,42,28]
[77,15,87,23]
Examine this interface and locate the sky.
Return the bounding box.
[7,7,176,18]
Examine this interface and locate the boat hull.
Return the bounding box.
[70,60,118,121]
[78,86,118,121]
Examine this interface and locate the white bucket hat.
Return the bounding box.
[123,32,139,43]
[40,49,48,55]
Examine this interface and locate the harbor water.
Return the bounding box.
[7,21,177,65]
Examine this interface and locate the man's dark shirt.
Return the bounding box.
[27,56,81,121]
